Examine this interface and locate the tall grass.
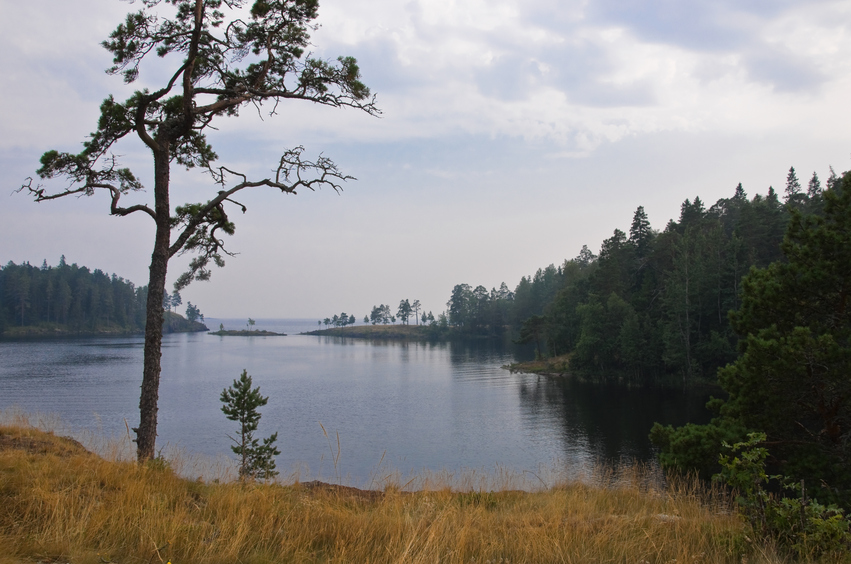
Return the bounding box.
[0,418,803,564]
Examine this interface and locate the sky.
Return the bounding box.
[1,0,850,319]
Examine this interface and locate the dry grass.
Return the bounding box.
[0,418,808,564]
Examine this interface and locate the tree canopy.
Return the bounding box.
[652,171,851,507]
[0,258,146,334]
[442,172,823,385]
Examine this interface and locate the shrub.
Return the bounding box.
[716,432,851,559]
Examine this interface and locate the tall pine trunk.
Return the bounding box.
[137,146,171,462]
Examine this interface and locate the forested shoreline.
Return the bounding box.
[315,165,842,388]
[0,257,206,336]
[448,165,851,536]
[443,166,842,386]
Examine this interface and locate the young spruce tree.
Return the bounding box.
[220,370,280,480]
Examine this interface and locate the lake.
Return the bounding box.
[0,318,713,486]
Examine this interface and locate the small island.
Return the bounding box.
[209,319,285,336]
[208,329,286,336]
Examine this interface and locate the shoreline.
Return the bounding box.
[1,313,208,339]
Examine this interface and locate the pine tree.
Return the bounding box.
[628,205,653,257]
[827,166,840,191]
[785,166,802,204]
[170,291,182,313]
[185,302,201,322]
[412,299,422,325]
[220,370,280,480]
[807,171,822,198]
[575,245,597,267]
[397,299,412,324]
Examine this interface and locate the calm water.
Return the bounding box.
[0,318,712,485]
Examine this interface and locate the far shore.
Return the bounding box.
[302,324,439,340]
[0,311,207,338]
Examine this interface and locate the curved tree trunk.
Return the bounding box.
[137,146,171,461]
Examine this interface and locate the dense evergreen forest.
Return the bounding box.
[0,257,204,336]
[653,167,851,518]
[446,162,851,534]
[445,166,843,385]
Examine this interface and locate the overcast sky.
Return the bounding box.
[2,0,850,319]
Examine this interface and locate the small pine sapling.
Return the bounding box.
[220,370,280,480]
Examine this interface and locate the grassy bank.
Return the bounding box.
[0,421,808,564]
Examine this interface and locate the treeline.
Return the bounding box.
[368,299,435,326]
[0,257,206,335]
[446,166,841,385]
[0,256,147,334]
[320,300,438,329]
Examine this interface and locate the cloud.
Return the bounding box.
[300,0,849,156]
[5,0,844,155]
[581,0,822,52]
[584,0,755,51]
[742,47,826,92]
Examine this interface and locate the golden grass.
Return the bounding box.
[0,420,812,564]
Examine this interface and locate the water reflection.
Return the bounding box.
[0,329,712,484]
[517,376,713,462]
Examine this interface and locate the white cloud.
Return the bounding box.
[268,0,845,161]
[5,0,846,155]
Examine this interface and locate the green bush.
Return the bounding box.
[716,433,851,560]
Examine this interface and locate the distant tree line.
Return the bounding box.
[446,166,841,385]
[446,282,515,335]
[367,300,435,326]
[319,300,438,329]
[0,257,204,334]
[0,256,146,333]
[322,312,356,328]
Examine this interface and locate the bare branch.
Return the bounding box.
[99,183,157,219]
[18,177,155,220]
[168,147,354,290]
